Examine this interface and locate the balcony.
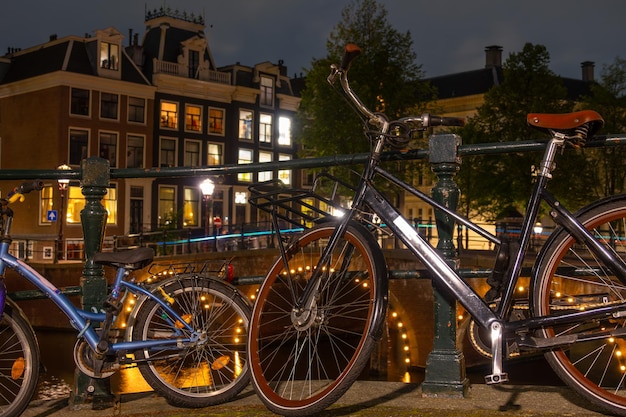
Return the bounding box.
[152,59,231,84]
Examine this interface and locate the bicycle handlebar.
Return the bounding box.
[5,181,43,204]
[328,44,465,130]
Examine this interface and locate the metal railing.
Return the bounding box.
[1,132,625,399]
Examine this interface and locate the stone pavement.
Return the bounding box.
[23,381,610,417]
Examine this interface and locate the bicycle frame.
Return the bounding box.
[366,160,626,331]
[294,125,626,382]
[0,238,201,355]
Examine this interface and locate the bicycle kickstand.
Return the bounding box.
[484,321,509,384]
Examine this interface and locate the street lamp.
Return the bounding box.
[200,178,215,251]
[57,164,71,261]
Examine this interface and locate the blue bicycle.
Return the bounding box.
[0,182,251,416]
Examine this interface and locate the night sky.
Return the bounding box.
[2,0,625,80]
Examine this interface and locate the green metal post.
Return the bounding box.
[70,157,115,410]
[421,133,470,397]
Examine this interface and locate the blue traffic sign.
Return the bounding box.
[47,210,58,222]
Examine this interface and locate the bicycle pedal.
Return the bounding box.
[484,372,509,384]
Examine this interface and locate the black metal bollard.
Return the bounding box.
[421,133,470,397]
[70,157,115,409]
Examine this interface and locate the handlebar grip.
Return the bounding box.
[423,114,465,127]
[18,181,44,194]
[340,44,361,71]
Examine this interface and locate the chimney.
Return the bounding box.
[581,61,595,82]
[485,45,503,68]
[49,34,57,42]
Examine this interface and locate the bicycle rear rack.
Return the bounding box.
[146,259,233,282]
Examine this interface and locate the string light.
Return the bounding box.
[388,305,412,381]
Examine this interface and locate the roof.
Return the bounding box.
[426,67,503,99]
[427,66,593,101]
[140,18,216,83]
[0,38,150,86]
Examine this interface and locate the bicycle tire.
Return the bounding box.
[248,221,388,416]
[0,299,39,417]
[533,194,626,415]
[132,276,251,407]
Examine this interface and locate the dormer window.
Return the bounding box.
[188,50,199,78]
[100,41,119,70]
[260,75,274,107]
[93,28,123,79]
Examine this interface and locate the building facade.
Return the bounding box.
[0,8,301,261]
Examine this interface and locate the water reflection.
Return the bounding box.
[36,328,154,400]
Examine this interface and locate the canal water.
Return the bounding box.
[35,328,153,400]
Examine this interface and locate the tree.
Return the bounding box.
[296,0,434,186]
[457,43,596,220]
[579,57,626,197]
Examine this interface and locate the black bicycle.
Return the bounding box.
[247,43,626,416]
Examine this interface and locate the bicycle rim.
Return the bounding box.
[534,196,626,415]
[249,223,387,416]
[0,301,39,417]
[133,277,250,407]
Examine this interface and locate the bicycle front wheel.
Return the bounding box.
[0,299,39,417]
[248,222,388,416]
[533,195,626,415]
[132,276,250,408]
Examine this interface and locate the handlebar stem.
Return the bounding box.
[329,64,387,129]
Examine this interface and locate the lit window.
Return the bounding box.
[69,129,88,165]
[127,135,144,168]
[260,76,274,107]
[40,185,54,224]
[160,138,177,167]
[238,149,253,182]
[103,185,118,225]
[158,186,176,228]
[207,143,223,165]
[259,151,273,182]
[183,187,200,227]
[70,88,89,116]
[185,104,202,132]
[259,113,273,143]
[100,93,119,120]
[66,185,117,225]
[128,97,145,123]
[99,132,118,168]
[209,108,225,135]
[235,192,248,205]
[184,140,201,167]
[100,41,119,70]
[278,116,292,146]
[239,110,253,140]
[279,154,292,185]
[160,102,178,129]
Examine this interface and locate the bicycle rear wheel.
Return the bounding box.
[0,299,39,417]
[248,221,388,416]
[132,276,250,407]
[533,195,626,415]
